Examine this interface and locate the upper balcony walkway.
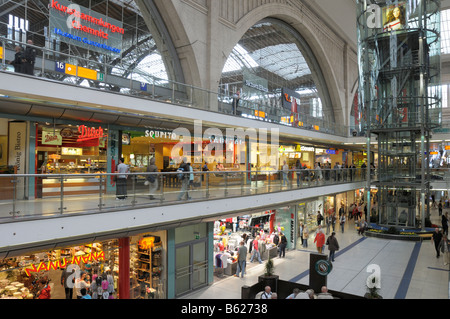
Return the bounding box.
[0,168,366,257]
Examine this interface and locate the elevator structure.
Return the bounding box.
[356,0,441,229]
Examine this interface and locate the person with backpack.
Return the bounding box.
[146,157,158,200]
[177,158,191,200]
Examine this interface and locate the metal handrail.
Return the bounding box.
[0,168,368,222]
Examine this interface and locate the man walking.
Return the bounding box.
[235,241,248,278]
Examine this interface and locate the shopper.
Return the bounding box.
[235,241,248,278]
[80,288,91,299]
[76,272,90,299]
[115,158,129,200]
[339,214,346,233]
[317,211,323,226]
[9,46,23,73]
[317,286,334,299]
[177,158,190,200]
[260,286,272,299]
[438,200,443,216]
[302,225,309,248]
[438,236,450,266]
[432,228,443,258]
[442,212,448,236]
[278,232,287,258]
[299,223,304,246]
[326,232,339,262]
[314,228,325,254]
[22,39,37,75]
[325,214,331,235]
[61,266,75,299]
[250,236,262,263]
[286,288,300,299]
[37,278,51,299]
[146,157,158,200]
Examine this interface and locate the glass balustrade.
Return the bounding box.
[0,168,368,222]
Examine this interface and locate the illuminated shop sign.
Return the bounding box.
[77,125,105,142]
[24,251,105,276]
[50,0,123,55]
[61,147,83,155]
[145,130,178,140]
[42,130,63,145]
[297,145,314,152]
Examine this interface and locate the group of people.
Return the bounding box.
[257,285,334,299]
[8,40,37,75]
[288,160,368,187]
[61,268,115,300]
[233,230,288,278]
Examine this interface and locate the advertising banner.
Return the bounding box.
[49,0,123,55]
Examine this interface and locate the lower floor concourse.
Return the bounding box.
[182,207,450,299]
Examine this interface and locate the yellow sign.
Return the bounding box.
[0,47,3,60]
[65,63,77,76]
[77,66,97,81]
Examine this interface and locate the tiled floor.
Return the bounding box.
[180,208,450,299]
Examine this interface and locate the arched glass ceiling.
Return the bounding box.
[220,19,332,121]
[1,0,169,87]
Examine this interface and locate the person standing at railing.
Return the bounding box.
[146,157,158,200]
[115,157,129,200]
[177,158,191,200]
[22,39,37,76]
[232,90,240,115]
[9,46,24,73]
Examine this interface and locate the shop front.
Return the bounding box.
[211,208,296,279]
[0,230,167,299]
[35,123,108,198]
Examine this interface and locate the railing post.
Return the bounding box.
[206,172,210,199]
[241,171,245,196]
[98,175,104,210]
[59,176,66,214]
[224,171,228,197]
[160,174,165,203]
[131,174,137,206]
[9,176,18,217]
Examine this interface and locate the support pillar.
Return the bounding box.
[119,237,130,299]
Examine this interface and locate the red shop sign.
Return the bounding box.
[77,125,105,142]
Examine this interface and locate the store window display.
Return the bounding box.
[213,216,279,277]
[0,241,119,299]
[129,232,166,299]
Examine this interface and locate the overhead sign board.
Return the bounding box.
[49,0,123,55]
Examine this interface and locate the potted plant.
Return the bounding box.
[258,257,279,292]
[364,276,382,299]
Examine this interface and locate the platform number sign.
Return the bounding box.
[55,61,65,73]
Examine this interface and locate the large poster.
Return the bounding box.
[383,2,407,32]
